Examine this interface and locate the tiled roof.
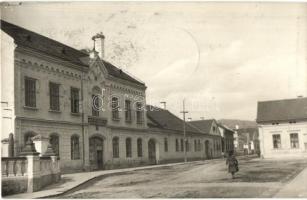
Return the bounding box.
[257,97,307,123]
[146,105,202,134]
[188,119,215,134]
[1,20,145,86]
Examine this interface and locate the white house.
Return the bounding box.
[257,97,307,159]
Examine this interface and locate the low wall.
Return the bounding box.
[2,156,61,196]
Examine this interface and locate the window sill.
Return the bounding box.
[71,112,81,116]
[112,118,120,121]
[23,106,38,111]
[49,109,61,113]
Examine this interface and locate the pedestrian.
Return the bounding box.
[226,150,239,179]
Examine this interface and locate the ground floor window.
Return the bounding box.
[71,135,80,160]
[175,139,179,152]
[126,138,132,157]
[272,134,281,149]
[180,139,184,152]
[112,137,119,158]
[164,138,168,152]
[290,133,299,149]
[50,134,60,157]
[137,138,142,157]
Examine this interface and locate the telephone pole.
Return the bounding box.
[180,99,188,163]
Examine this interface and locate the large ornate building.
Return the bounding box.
[1,20,223,172]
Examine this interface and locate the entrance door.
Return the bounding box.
[205,140,210,159]
[148,139,156,165]
[89,136,104,170]
[97,150,103,169]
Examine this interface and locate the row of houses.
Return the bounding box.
[0,20,234,173]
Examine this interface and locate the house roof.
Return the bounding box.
[146,105,203,134]
[1,20,145,87]
[257,97,307,123]
[188,119,215,134]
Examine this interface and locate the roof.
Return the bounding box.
[1,20,145,87]
[146,105,203,134]
[217,123,234,133]
[257,97,307,123]
[188,119,215,134]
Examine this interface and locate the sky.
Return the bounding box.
[1,2,307,121]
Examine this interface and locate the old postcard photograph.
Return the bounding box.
[1,1,307,198]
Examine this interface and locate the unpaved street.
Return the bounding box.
[59,157,307,198]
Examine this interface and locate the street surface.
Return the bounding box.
[59,157,307,198]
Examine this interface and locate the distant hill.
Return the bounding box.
[218,119,257,129]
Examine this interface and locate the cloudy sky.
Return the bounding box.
[1,2,307,121]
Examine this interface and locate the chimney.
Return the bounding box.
[160,101,166,109]
[92,32,105,59]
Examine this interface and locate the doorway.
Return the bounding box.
[89,136,104,170]
[148,139,157,165]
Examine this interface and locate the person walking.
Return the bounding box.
[226,150,239,179]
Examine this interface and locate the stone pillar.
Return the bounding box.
[8,133,14,157]
[19,139,41,193]
[32,135,50,156]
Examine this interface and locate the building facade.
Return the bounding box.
[257,97,307,159]
[1,20,223,173]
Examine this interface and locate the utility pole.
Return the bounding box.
[180,99,188,163]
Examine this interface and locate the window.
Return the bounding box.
[50,134,59,157]
[125,100,132,122]
[194,140,197,152]
[213,126,216,132]
[137,138,142,157]
[112,97,120,120]
[198,140,201,151]
[136,102,144,124]
[185,140,190,152]
[164,138,168,152]
[25,77,36,107]
[126,138,132,157]
[71,88,79,113]
[273,134,281,149]
[92,94,99,116]
[71,135,80,160]
[49,82,60,111]
[290,133,299,149]
[175,139,179,152]
[180,139,184,152]
[112,137,119,158]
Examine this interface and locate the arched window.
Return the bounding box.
[137,138,142,157]
[112,137,119,158]
[50,134,59,157]
[112,97,120,120]
[126,138,132,157]
[92,86,102,117]
[71,135,80,160]
[175,139,179,152]
[24,131,37,144]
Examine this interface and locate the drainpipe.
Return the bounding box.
[81,65,85,171]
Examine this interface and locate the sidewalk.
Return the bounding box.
[5,159,217,199]
[274,166,307,198]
